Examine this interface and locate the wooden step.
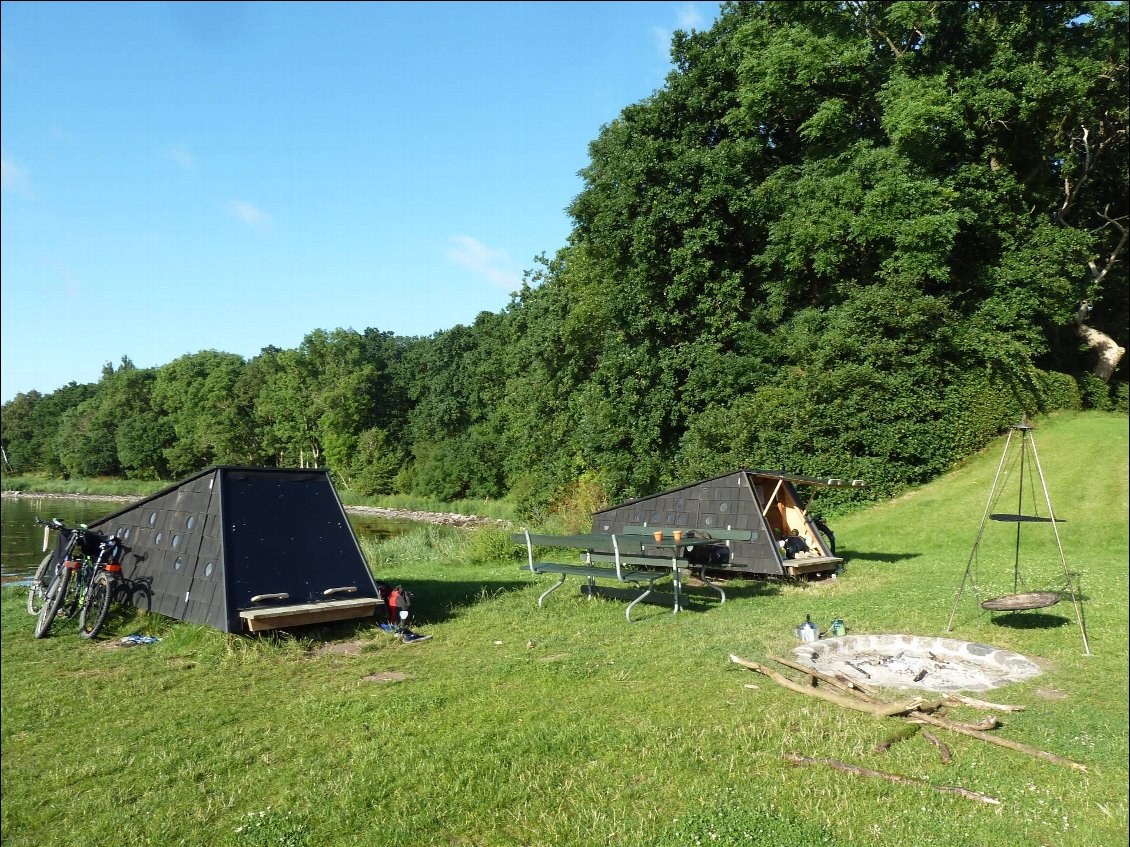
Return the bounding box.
[239,597,382,632]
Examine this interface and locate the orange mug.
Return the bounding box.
[653,530,664,543]
[672,530,683,543]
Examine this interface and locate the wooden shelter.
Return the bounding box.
[591,469,864,578]
[89,467,382,632]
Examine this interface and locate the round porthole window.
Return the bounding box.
[720,502,730,513]
[149,512,158,526]
[174,557,183,571]
[704,515,716,527]
[172,534,180,549]
[634,511,646,522]
[651,512,663,523]
[121,527,131,540]
[204,562,214,577]
[155,532,163,546]
[186,515,196,530]
[677,513,688,524]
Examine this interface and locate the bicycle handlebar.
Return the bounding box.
[35,517,122,556]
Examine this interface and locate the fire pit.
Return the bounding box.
[792,634,1042,693]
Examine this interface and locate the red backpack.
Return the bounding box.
[375,582,412,626]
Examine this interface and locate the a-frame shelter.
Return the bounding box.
[592,469,864,578]
[89,466,382,632]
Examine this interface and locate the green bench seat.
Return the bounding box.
[521,562,665,584]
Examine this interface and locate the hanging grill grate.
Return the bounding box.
[981,591,1062,612]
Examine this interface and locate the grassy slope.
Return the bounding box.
[1,411,1126,847]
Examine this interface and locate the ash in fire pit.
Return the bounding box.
[792,634,1041,692]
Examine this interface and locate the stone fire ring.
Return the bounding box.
[792,634,1042,693]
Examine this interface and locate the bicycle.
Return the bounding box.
[33,521,121,640]
[27,518,76,616]
[77,535,124,639]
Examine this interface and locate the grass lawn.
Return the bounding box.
[2,411,1127,847]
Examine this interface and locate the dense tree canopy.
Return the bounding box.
[3,1,1126,516]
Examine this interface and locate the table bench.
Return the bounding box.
[512,531,676,622]
[614,526,758,608]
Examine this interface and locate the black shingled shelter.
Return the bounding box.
[89,467,382,632]
[591,469,864,578]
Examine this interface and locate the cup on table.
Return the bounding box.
[653,530,664,543]
[672,530,683,543]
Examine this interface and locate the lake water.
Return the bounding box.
[0,495,417,585]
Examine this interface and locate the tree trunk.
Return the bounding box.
[1073,304,1125,382]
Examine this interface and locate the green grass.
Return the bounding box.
[2,411,1127,847]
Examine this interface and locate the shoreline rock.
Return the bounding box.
[2,490,509,530]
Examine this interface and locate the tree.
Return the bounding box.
[151,351,255,476]
[538,0,1127,506]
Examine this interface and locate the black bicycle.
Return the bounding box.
[33,521,122,640]
[27,518,76,617]
[77,535,124,639]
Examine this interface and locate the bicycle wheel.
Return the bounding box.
[26,553,54,616]
[34,567,71,639]
[78,573,113,639]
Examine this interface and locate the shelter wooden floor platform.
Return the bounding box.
[239,597,383,632]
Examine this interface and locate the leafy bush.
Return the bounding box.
[1079,373,1116,411]
[459,527,517,564]
[1038,371,1083,412]
[1115,381,1129,414]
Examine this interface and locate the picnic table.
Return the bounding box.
[513,526,753,621]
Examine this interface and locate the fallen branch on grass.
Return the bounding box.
[907,711,1087,772]
[944,693,1024,712]
[783,754,1000,805]
[874,723,921,753]
[909,713,1000,733]
[921,730,953,764]
[730,655,935,716]
[732,653,1088,772]
[768,655,886,704]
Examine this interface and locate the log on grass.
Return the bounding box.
[908,711,1087,772]
[921,730,953,765]
[874,723,921,753]
[835,672,881,700]
[783,753,1000,805]
[730,655,930,717]
[944,693,1024,712]
[768,655,886,704]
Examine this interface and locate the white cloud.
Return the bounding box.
[169,143,196,170]
[653,4,708,56]
[230,200,271,230]
[677,4,706,30]
[446,235,523,290]
[1,153,31,195]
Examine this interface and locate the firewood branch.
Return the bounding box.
[908,711,1087,772]
[732,653,1088,772]
[730,655,933,716]
[783,754,1000,805]
[921,730,954,764]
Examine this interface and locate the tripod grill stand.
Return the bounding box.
[945,418,1090,655]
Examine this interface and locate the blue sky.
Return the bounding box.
[1,1,715,402]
